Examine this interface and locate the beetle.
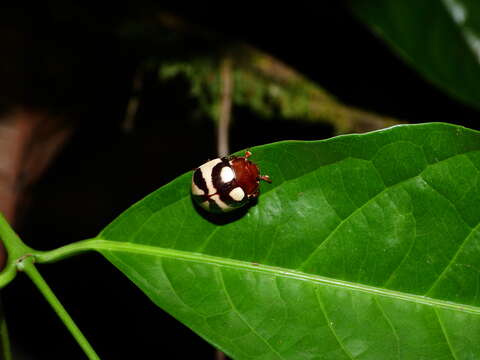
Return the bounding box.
[191,151,271,213]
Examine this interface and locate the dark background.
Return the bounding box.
[1,2,478,359]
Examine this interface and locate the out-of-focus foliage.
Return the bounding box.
[351,0,480,111]
[158,45,399,133]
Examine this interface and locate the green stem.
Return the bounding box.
[0,213,33,288]
[0,214,101,358]
[19,256,100,360]
[0,298,12,360]
[0,214,32,257]
[34,238,99,264]
[0,267,17,289]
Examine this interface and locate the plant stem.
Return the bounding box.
[19,256,100,360]
[0,214,100,357]
[0,213,33,288]
[0,267,16,289]
[34,238,98,264]
[0,298,12,360]
[0,214,31,258]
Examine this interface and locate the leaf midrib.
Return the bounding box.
[91,239,480,315]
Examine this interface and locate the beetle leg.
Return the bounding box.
[258,175,272,183]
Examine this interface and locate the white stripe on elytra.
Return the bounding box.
[210,194,231,211]
[191,181,204,196]
[200,159,222,195]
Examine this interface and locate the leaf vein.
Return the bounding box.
[296,151,479,271]
[382,212,417,287]
[197,227,221,253]
[420,174,472,229]
[374,296,400,360]
[217,268,285,360]
[433,307,459,360]
[424,221,480,296]
[86,240,480,315]
[314,289,355,360]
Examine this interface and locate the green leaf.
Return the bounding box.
[97,123,480,359]
[350,0,480,110]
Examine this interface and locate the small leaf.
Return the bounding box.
[97,123,480,359]
[350,0,480,110]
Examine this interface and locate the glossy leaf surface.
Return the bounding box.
[98,123,480,359]
[350,0,480,110]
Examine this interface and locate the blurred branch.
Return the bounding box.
[217,56,233,157]
[152,12,403,134]
[237,46,402,133]
[122,67,144,132]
